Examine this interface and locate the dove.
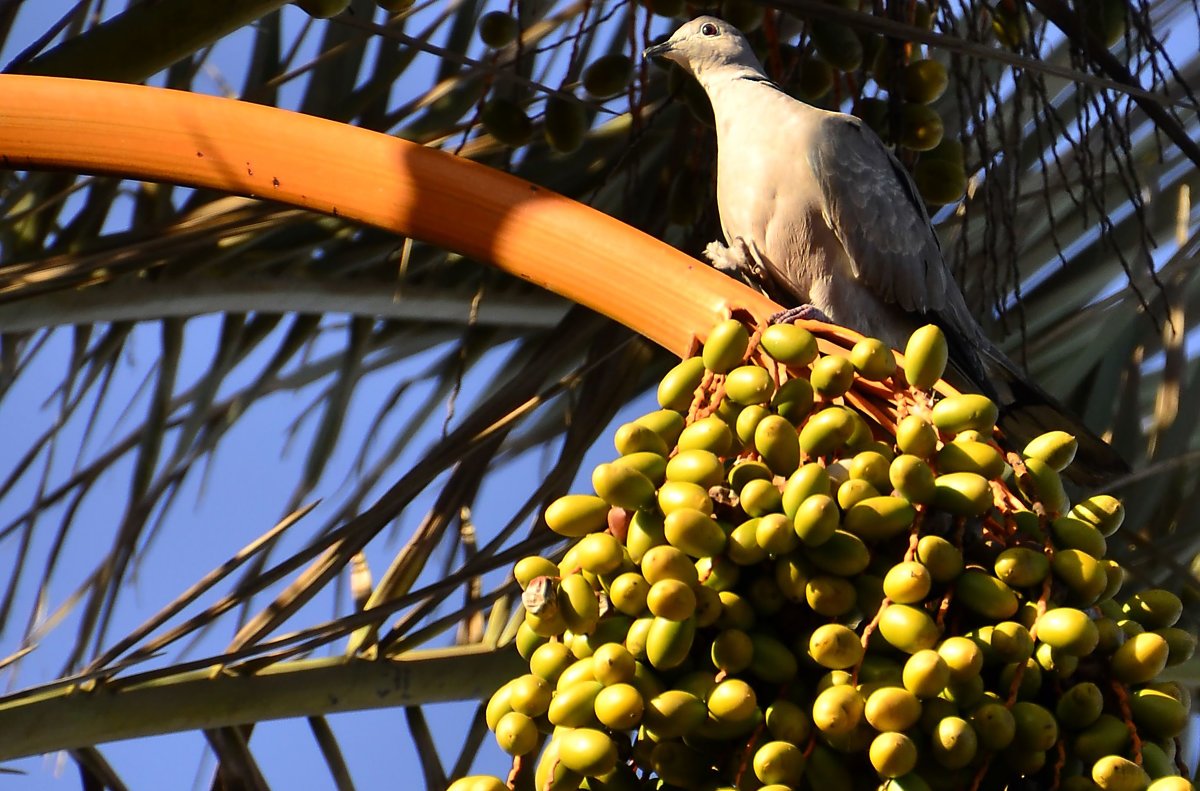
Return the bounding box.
[644,16,1127,485]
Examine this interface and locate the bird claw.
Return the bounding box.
[770,304,831,325]
[708,240,821,325]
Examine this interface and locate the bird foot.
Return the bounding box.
[705,238,771,290]
[704,239,750,275]
[769,304,831,325]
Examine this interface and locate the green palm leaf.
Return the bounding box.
[0,0,1197,786]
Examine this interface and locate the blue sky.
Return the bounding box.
[3,3,1197,788]
[0,2,654,787]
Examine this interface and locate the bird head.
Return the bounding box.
[642,16,763,79]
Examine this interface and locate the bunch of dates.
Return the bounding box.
[454,318,1194,791]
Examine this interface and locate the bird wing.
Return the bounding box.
[805,114,951,316]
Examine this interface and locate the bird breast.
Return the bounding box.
[707,80,917,346]
[710,84,845,302]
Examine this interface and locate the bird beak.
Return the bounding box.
[642,40,674,61]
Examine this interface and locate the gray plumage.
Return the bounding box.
[647,16,981,360]
[645,16,1127,484]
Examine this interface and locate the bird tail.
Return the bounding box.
[980,348,1129,489]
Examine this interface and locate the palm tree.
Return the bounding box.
[0,0,1196,787]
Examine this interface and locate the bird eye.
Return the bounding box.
[700,22,718,36]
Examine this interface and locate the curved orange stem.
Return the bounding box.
[0,74,774,358]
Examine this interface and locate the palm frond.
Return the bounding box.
[0,0,1198,785]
